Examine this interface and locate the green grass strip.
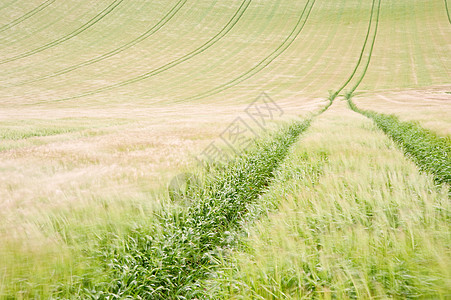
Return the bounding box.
[349,99,451,193]
[67,120,311,299]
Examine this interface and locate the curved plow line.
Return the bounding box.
[219,0,343,104]
[38,0,253,104]
[330,0,379,99]
[182,0,316,102]
[160,0,281,95]
[0,0,125,65]
[0,0,56,34]
[14,0,188,87]
[0,1,88,50]
[445,0,451,24]
[346,0,381,95]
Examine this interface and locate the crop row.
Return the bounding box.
[349,99,451,193]
[60,119,312,298]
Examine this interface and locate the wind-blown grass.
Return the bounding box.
[207,102,450,299]
[64,119,311,299]
[349,99,451,192]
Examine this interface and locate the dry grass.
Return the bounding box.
[0,99,320,295]
[353,85,451,136]
[0,0,450,296]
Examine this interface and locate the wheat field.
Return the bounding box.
[0,0,450,298]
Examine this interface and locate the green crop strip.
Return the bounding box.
[349,99,451,193]
[0,0,56,34]
[339,0,450,194]
[64,119,312,299]
[0,0,126,65]
[15,0,189,86]
[40,0,253,104]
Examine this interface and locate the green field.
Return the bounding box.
[0,0,450,298]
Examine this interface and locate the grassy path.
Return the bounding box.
[322,0,449,193]
[211,101,450,298]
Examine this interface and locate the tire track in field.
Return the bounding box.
[0,1,87,50]
[77,108,330,298]
[0,0,56,34]
[445,0,451,24]
[183,0,316,102]
[37,0,253,103]
[14,0,188,86]
[330,0,380,99]
[0,0,125,65]
[156,0,281,99]
[348,99,451,192]
[345,1,451,191]
[345,0,381,95]
[285,0,349,96]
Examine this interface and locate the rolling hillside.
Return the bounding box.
[0,0,450,298]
